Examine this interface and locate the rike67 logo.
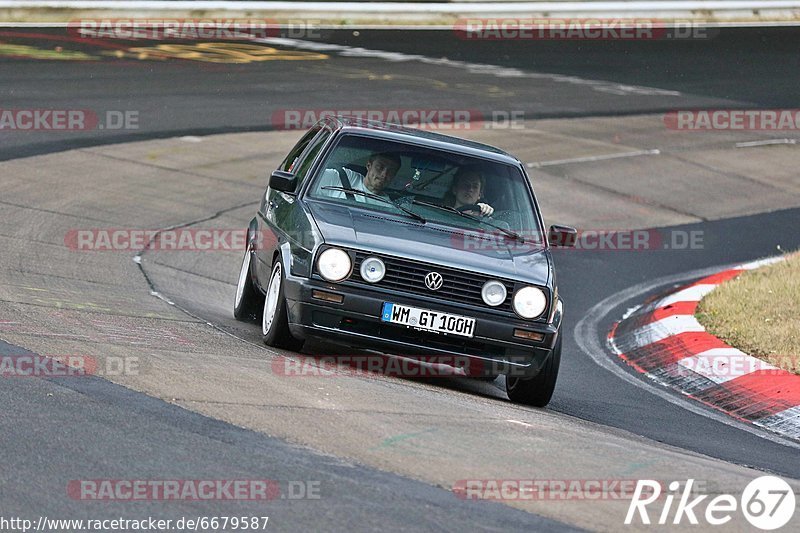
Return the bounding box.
[626,477,796,530]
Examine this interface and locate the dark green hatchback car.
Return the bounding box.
[234,116,576,406]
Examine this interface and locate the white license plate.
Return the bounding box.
[381,302,475,338]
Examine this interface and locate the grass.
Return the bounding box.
[696,252,800,375]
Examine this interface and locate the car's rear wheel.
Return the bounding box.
[505,332,561,407]
[233,245,262,321]
[261,260,304,351]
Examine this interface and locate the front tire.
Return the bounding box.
[233,245,262,321]
[505,333,561,407]
[261,260,304,351]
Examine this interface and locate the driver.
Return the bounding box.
[443,167,494,217]
[317,152,401,204]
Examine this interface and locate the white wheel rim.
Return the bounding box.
[262,263,282,335]
[234,248,250,309]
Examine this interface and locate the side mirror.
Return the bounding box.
[269,170,297,193]
[549,224,577,248]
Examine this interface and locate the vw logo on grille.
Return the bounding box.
[424,271,443,291]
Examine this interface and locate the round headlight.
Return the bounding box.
[360,256,385,283]
[481,280,507,307]
[513,286,547,319]
[317,248,352,282]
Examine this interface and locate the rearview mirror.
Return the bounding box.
[549,224,578,248]
[410,155,447,173]
[269,170,297,193]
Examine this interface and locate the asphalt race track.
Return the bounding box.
[4,25,799,162]
[1,25,799,531]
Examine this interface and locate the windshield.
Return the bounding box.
[307,133,543,239]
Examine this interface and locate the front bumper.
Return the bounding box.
[283,272,562,378]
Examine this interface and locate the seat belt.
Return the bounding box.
[336,168,356,201]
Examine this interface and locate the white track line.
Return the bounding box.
[527,149,661,168]
[506,419,535,428]
[737,256,787,269]
[735,139,798,148]
[257,37,681,97]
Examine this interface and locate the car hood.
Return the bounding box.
[306,201,551,285]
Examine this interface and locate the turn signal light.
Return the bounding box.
[513,329,544,342]
[312,290,344,303]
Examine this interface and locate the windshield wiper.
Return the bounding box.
[410,199,524,243]
[321,186,426,223]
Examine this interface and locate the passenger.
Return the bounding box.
[443,167,494,217]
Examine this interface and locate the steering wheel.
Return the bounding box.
[456,203,483,214]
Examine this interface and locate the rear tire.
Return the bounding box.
[233,245,262,322]
[261,260,304,351]
[505,333,561,407]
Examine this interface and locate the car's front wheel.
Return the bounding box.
[505,333,561,407]
[261,260,304,351]
[233,245,262,322]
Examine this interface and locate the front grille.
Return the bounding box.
[349,251,515,312]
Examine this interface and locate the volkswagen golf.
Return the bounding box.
[233,116,576,406]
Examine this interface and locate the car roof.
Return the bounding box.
[323,115,522,166]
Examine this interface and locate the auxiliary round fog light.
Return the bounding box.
[481,280,507,307]
[360,256,386,283]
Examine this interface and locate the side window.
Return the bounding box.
[279,124,322,173]
[293,128,332,190]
